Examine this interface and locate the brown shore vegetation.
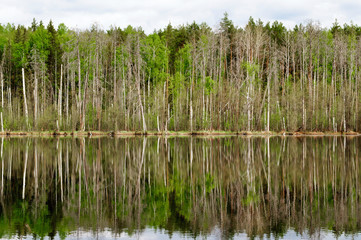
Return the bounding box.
[0,130,358,137]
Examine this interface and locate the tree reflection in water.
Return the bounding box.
[0,136,360,239]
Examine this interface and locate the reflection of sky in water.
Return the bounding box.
[1,228,360,239]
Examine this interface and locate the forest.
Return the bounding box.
[0,15,361,132]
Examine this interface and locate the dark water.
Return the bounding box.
[0,136,360,239]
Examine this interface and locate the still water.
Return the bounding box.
[0,136,360,239]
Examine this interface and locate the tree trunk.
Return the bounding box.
[34,66,38,126]
[135,36,147,132]
[22,142,28,200]
[78,42,83,131]
[1,67,3,110]
[114,43,117,104]
[22,68,29,128]
[58,64,63,128]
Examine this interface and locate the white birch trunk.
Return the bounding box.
[22,68,29,127]
[22,143,28,200]
[58,64,63,127]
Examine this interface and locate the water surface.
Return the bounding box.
[0,136,360,239]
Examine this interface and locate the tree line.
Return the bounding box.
[1,15,361,132]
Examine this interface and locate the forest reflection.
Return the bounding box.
[0,136,360,239]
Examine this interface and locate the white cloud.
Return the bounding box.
[0,0,360,32]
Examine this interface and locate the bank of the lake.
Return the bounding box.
[0,130,359,136]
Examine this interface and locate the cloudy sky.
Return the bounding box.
[0,0,360,33]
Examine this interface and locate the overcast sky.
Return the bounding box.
[1,0,361,33]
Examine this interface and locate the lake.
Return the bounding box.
[0,136,360,239]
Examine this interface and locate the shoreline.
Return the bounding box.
[0,130,359,137]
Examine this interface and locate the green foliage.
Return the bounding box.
[12,25,29,68]
[242,191,260,206]
[205,76,214,95]
[205,173,215,193]
[0,25,9,56]
[4,113,28,131]
[170,72,185,98]
[220,12,236,38]
[28,23,49,63]
[265,20,286,45]
[142,33,168,84]
[175,43,192,78]
[36,107,57,130]
[86,103,97,130]
[245,62,260,76]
